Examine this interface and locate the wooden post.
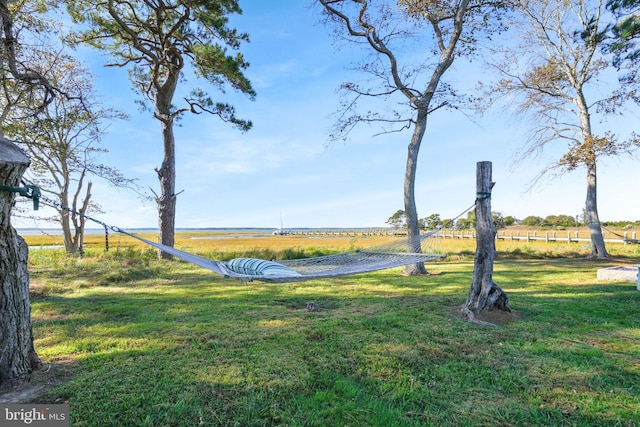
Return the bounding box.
[462,162,511,326]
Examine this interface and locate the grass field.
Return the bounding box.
[18,232,640,426]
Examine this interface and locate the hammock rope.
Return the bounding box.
[116,229,444,283]
[4,183,446,283]
[600,224,640,244]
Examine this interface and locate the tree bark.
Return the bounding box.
[154,69,180,260]
[0,136,41,391]
[576,88,608,259]
[403,108,428,275]
[462,161,510,327]
[156,116,176,260]
[60,184,73,254]
[585,162,608,258]
[74,181,91,255]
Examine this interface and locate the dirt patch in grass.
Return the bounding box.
[0,360,75,404]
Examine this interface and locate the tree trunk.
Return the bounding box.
[0,136,41,391]
[153,66,180,260]
[156,115,176,260]
[70,180,92,256]
[575,88,608,259]
[60,192,74,254]
[462,161,510,326]
[403,108,428,275]
[585,162,608,258]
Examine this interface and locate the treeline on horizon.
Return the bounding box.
[387,209,640,231]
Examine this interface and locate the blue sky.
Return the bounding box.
[15,1,640,230]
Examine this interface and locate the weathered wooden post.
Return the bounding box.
[462,161,511,326]
[0,136,42,390]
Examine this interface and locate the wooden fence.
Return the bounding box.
[436,229,637,244]
[287,229,405,237]
[284,228,637,244]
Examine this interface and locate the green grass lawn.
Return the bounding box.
[25,242,640,426]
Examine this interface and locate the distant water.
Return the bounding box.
[16,228,66,236]
[16,227,385,236]
[16,227,274,236]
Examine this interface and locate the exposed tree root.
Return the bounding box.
[460,306,499,327]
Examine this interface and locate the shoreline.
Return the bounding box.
[16,226,390,236]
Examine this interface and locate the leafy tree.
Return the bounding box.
[441,218,455,229]
[521,215,544,226]
[65,0,255,258]
[3,52,131,255]
[386,209,406,230]
[451,208,506,231]
[492,211,505,229]
[606,0,640,87]
[603,219,640,227]
[482,0,640,258]
[456,210,476,229]
[0,0,61,116]
[421,213,443,230]
[503,215,516,226]
[544,214,578,228]
[318,0,509,275]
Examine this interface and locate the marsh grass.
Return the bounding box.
[22,227,640,259]
[23,233,640,426]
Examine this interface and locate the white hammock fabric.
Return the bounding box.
[116,229,444,283]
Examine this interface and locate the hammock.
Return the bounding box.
[4,185,445,283]
[116,228,444,283]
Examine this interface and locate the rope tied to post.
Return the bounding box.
[475,191,491,202]
[0,182,116,251]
